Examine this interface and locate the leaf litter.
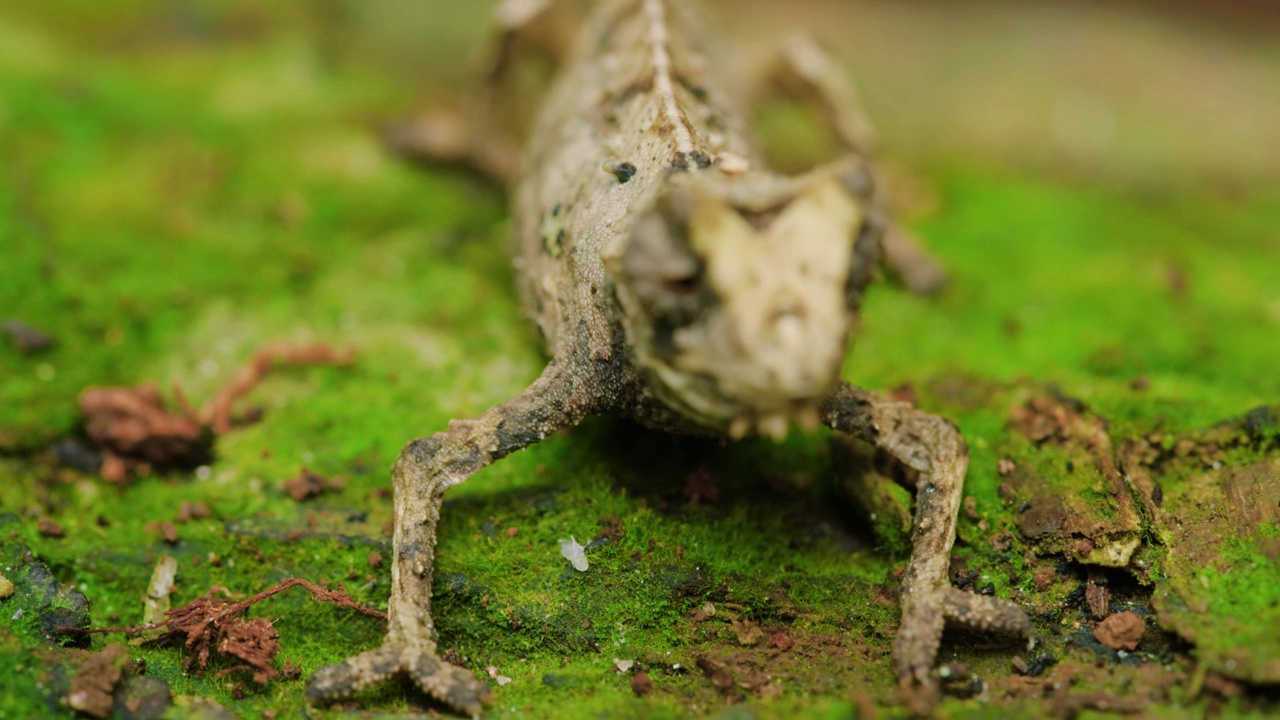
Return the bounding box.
[66,576,386,685]
[77,343,355,483]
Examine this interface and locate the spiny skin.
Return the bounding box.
[307,0,1033,715]
[511,0,756,363]
[512,0,879,436]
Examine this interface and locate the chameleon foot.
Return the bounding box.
[307,644,491,718]
[895,584,1034,713]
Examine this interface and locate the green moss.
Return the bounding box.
[1,0,1279,718]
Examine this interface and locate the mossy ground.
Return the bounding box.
[1,1,1278,718]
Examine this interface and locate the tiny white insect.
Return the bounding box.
[559,535,588,571]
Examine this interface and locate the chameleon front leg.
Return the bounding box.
[760,35,948,295]
[307,362,598,717]
[821,382,1032,708]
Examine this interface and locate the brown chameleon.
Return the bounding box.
[308,0,1033,715]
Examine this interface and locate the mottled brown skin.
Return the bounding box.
[308,0,1032,715]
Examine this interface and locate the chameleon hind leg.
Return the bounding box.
[385,0,578,185]
[821,382,1033,711]
[307,362,599,716]
[757,34,949,295]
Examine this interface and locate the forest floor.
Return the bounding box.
[1,1,1278,718]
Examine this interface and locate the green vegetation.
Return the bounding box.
[1,1,1277,718]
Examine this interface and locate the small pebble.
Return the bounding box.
[37,516,65,538]
[1094,611,1145,651]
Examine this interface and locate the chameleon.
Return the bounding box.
[308,0,1033,715]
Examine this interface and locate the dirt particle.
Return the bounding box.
[769,630,794,651]
[887,383,918,405]
[282,467,332,501]
[159,522,178,545]
[695,655,735,692]
[1202,672,1245,698]
[64,643,131,718]
[115,675,173,719]
[997,458,1016,476]
[1032,566,1054,591]
[755,680,784,699]
[731,618,764,646]
[989,530,1015,552]
[0,574,12,599]
[1093,611,1144,651]
[1085,571,1110,619]
[368,551,383,568]
[689,602,716,622]
[2,318,55,354]
[593,514,624,544]
[485,665,512,686]
[176,502,211,522]
[630,670,653,696]
[1073,537,1095,557]
[37,516,65,538]
[682,466,720,504]
[506,526,519,537]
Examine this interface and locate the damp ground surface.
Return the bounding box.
[1,1,1278,718]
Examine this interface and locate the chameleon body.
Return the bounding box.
[308,0,1033,715]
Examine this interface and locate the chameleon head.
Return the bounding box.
[608,158,882,439]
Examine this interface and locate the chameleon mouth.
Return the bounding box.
[726,405,822,441]
[643,357,832,440]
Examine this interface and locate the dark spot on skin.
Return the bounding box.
[607,161,637,184]
[398,540,428,561]
[671,151,712,171]
[675,73,708,101]
[405,436,443,464]
[493,410,551,459]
